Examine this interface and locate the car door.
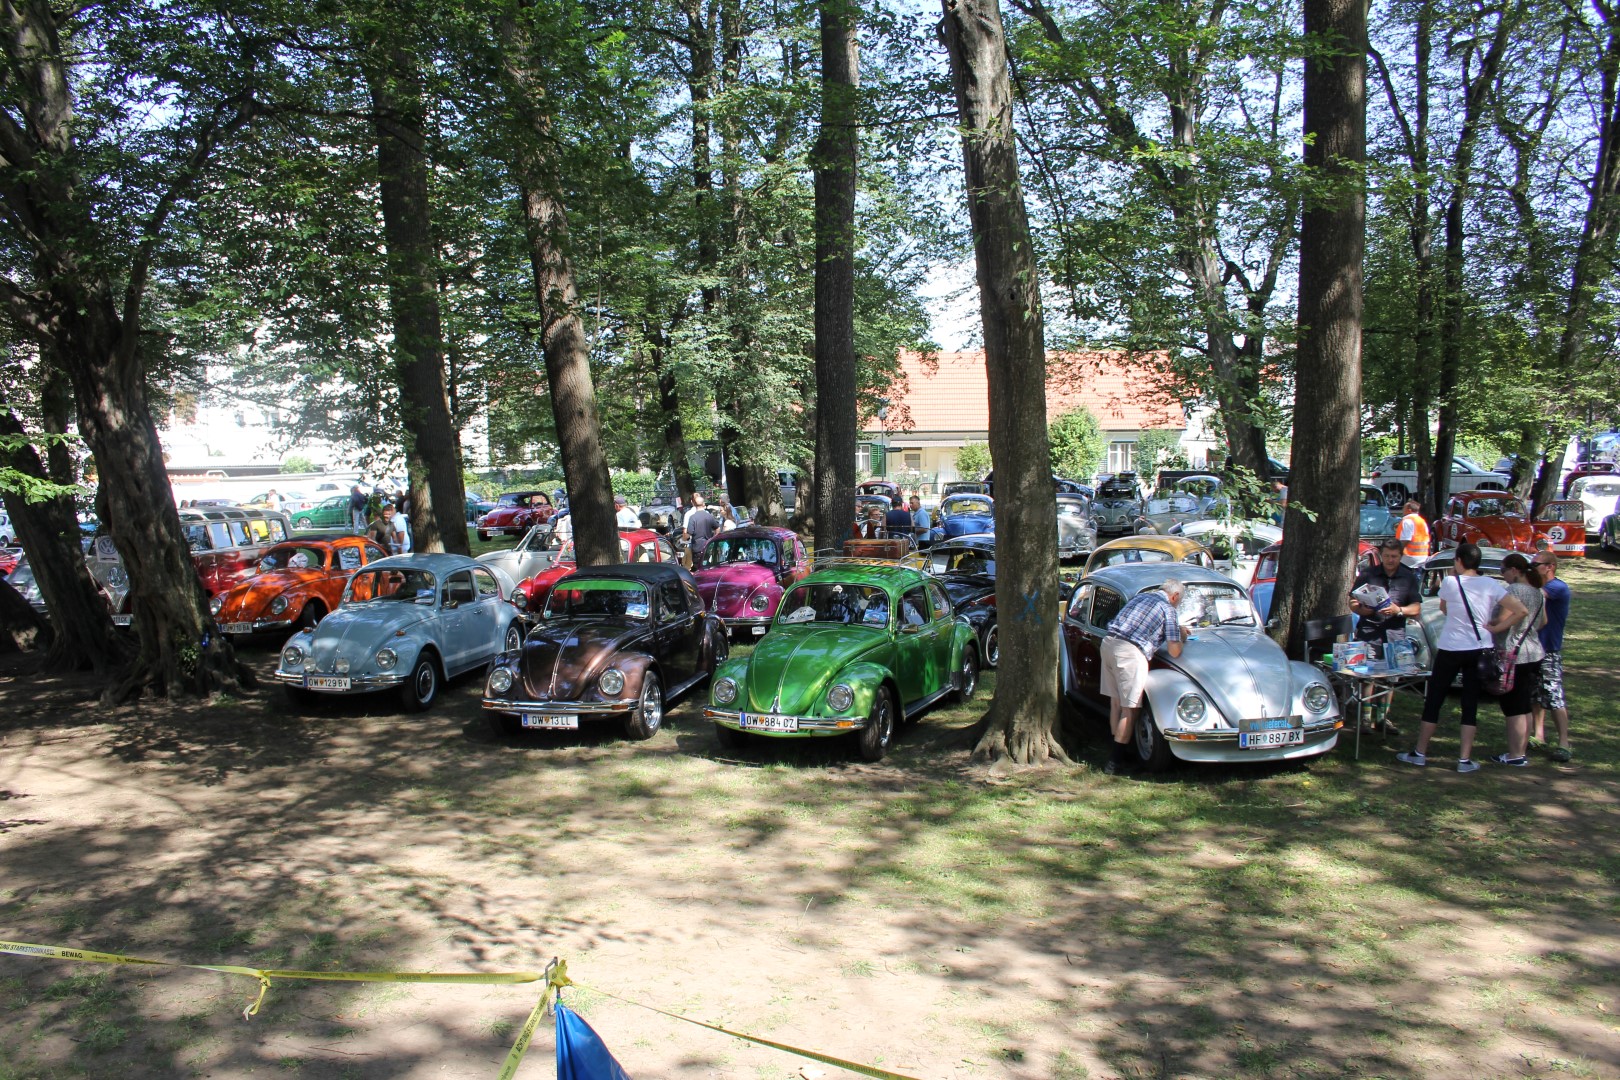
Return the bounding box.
[895,585,938,705]
[438,570,478,673]
[471,567,507,656]
[1072,585,1125,709]
[925,581,956,683]
[654,576,700,685]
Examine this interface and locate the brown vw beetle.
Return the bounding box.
[482,562,728,740]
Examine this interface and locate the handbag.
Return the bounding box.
[1490,592,1543,696]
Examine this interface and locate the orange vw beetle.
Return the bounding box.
[1436,490,1535,553]
[211,536,389,636]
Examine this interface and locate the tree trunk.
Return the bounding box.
[811,0,859,556]
[365,50,468,555]
[1272,0,1365,657]
[498,3,618,567]
[941,0,1067,766]
[0,410,124,672]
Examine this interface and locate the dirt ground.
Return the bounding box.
[3,560,1619,1080]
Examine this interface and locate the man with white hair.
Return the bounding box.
[1100,580,1187,775]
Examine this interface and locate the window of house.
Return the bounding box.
[903,452,922,471]
[1108,440,1136,474]
[856,445,872,474]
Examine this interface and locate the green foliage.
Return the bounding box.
[954,442,992,480]
[1135,429,1189,475]
[1048,409,1105,479]
[0,432,81,504]
[610,470,656,508]
[280,455,314,475]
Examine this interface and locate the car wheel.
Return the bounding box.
[296,602,323,631]
[283,684,315,708]
[857,686,896,762]
[980,621,1000,669]
[477,529,489,542]
[400,653,439,712]
[624,671,663,740]
[1382,485,1408,511]
[295,517,314,529]
[503,621,523,656]
[1132,699,1175,773]
[715,723,748,749]
[486,712,520,737]
[954,644,980,704]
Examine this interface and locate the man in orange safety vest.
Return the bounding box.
[1397,500,1430,567]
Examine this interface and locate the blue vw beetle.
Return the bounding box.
[933,493,996,541]
[275,553,522,711]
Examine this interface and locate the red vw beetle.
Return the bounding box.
[210,536,390,635]
[476,491,555,541]
[1436,490,1535,553]
[512,529,677,611]
[689,526,808,638]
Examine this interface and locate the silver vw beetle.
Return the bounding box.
[1061,563,1341,770]
[275,553,521,711]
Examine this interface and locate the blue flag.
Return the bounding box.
[556,1002,634,1080]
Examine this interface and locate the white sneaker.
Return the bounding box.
[1457,759,1480,774]
[1395,751,1427,767]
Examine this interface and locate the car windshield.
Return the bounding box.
[1145,493,1198,513]
[778,582,891,627]
[1056,499,1089,518]
[703,535,780,567]
[1097,484,1136,502]
[1164,581,1257,628]
[259,545,327,571]
[495,493,532,507]
[855,496,890,514]
[345,567,437,604]
[555,538,633,564]
[543,579,651,620]
[1095,546,1174,568]
[1176,478,1221,497]
[941,496,992,516]
[1467,497,1526,517]
[930,549,995,577]
[1581,480,1620,498]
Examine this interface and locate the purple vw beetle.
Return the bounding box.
[691,526,809,638]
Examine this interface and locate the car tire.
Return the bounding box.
[954,644,980,704]
[1382,485,1409,511]
[624,671,663,740]
[857,686,897,762]
[1132,699,1175,773]
[477,529,489,542]
[400,653,439,712]
[296,602,323,631]
[980,621,1000,669]
[283,684,315,708]
[486,712,520,738]
[714,723,748,749]
[502,621,523,656]
[295,517,314,530]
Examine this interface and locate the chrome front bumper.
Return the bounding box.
[273,670,406,690]
[482,698,635,715]
[1160,717,1343,743]
[704,708,867,734]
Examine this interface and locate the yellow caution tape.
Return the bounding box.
[578,982,924,1080]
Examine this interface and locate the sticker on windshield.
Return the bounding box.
[624,602,650,619]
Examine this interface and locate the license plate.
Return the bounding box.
[1239,728,1305,749]
[751,625,766,636]
[111,614,132,626]
[222,622,253,635]
[305,675,351,690]
[521,713,578,730]
[739,713,797,732]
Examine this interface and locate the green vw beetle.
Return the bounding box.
[704,561,981,760]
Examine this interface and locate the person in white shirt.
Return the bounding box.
[614,495,640,529]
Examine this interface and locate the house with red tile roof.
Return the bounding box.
[862,350,1208,486]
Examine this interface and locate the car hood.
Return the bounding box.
[302,601,435,671]
[693,563,779,614]
[1160,628,1304,724]
[745,625,886,715]
[939,575,995,606]
[217,569,326,620]
[477,549,557,580]
[942,513,995,536]
[519,618,649,700]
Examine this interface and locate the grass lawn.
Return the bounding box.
[0,537,1615,1079]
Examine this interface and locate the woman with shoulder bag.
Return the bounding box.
[1398,543,1506,773]
[1485,553,1546,767]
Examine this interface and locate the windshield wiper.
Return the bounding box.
[1218,615,1255,626]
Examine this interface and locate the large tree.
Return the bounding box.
[941,0,1067,764]
[1271,0,1366,655]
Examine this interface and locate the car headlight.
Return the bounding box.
[749,593,770,612]
[488,667,513,694]
[599,668,626,696]
[1303,683,1332,714]
[209,595,224,614]
[511,590,528,611]
[1175,692,1206,725]
[281,645,304,669]
[828,684,855,712]
[335,658,350,674]
[269,595,289,615]
[376,648,397,670]
[713,677,737,705]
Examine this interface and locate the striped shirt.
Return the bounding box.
[1106,591,1183,656]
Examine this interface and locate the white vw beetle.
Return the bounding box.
[275,553,521,711]
[1061,563,1342,770]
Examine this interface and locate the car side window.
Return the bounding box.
[337,546,362,571]
[444,570,476,606]
[1068,583,1093,620]
[927,581,952,621]
[1090,587,1125,630]
[658,578,686,622]
[473,568,500,599]
[684,580,704,610]
[363,543,388,564]
[900,587,929,627]
[656,539,675,563]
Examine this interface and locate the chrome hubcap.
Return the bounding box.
[962,658,977,697]
[985,626,999,665]
[876,700,892,747]
[642,681,662,733]
[416,664,435,699]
